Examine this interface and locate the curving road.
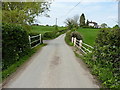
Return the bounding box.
[3,34,99,88]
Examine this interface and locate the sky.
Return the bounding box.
[35,0,118,27]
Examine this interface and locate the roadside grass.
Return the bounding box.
[29,26,66,34]
[1,44,47,83]
[74,51,84,59]
[65,31,74,46]
[73,28,120,88]
[77,28,100,46]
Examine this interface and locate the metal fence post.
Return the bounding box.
[74,37,76,46]
[79,40,82,48]
[28,36,31,48]
[39,34,41,44]
[72,37,74,43]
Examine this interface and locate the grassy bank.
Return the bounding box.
[43,29,68,40]
[1,44,46,83]
[29,26,66,34]
[28,25,67,40]
[77,28,100,46]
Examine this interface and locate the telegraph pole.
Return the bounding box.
[55,18,58,30]
[56,18,57,26]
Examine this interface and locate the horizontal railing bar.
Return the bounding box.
[31,39,40,44]
[82,43,94,49]
[80,48,87,54]
[76,44,87,54]
[76,39,80,42]
[30,35,40,39]
[76,42,79,44]
[31,43,40,49]
[82,46,92,52]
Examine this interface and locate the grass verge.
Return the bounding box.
[65,31,74,46]
[74,51,120,88]
[1,44,46,83]
[74,51,84,59]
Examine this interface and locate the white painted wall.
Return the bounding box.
[89,23,94,27]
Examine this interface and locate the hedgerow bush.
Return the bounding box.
[43,29,67,40]
[71,31,83,40]
[94,28,120,88]
[2,23,30,70]
[83,28,120,88]
[65,31,74,46]
[65,29,83,46]
[95,29,120,69]
[43,31,56,39]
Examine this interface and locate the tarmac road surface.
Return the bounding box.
[3,34,99,88]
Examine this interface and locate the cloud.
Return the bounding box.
[35,0,118,27]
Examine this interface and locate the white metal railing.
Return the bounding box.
[82,43,94,49]
[71,37,94,54]
[29,34,42,49]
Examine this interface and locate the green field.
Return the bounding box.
[29,26,66,34]
[77,28,100,46]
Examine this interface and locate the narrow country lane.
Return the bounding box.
[3,34,99,88]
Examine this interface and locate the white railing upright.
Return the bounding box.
[71,37,93,54]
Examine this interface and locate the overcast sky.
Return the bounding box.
[35,0,118,27]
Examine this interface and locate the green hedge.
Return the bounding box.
[83,28,120,88]
[43,29,68,40]
[2,23,30,70]
[71,31,83,40]
[65,30,83,46]
[65,31,74,46]
[95,29,120,70]
[94,29,120,88]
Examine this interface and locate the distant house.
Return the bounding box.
[88,21,99,28]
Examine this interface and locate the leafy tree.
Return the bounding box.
[2,2,51,25]
[113,25,119,29]
[64,15,79,29]
[64,18,74,30]
[80,13,85,27]
[72,15,79,29]
[86,19,89,26]
[101,23,108,28]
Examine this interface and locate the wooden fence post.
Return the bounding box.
[74,37,76,46]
